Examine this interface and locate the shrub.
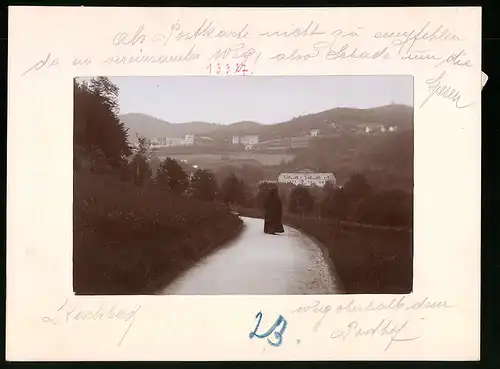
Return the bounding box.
[73,172,242,294]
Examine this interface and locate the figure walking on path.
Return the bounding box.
[264,187,284,235]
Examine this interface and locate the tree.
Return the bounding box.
[148,156,161,178]
[124,135,152,185]
[135,135,151,155]
[73,77,131,167]
[131,154,152,185]
[320,188,349,222]
[190,169,218,202]
[343,173,373,202]
[219,173,249,206]
[288,186,315,217]
[156,157,189,195]
[322,180,336,200]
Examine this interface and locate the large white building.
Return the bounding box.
[152,134,195,148]
[278,169,336,188]
[232,135,259,146]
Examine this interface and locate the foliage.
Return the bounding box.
[342,172,373,202]
[156,157,189,194]
[283,215,413,294]
[189,169,219,202]
[215,164,266,188]
[130,154,152,186]
[319,174,412,227]
[320,188,349,221]
[288,186,315,216]
[355,190,413,227]
[219,172,252,207]
[73,172,242,294]
[74,77,131,167]
[279,130,414,193]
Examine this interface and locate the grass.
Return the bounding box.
[73,171,243,295]
[156,152,295,167]
[235,207,413,294]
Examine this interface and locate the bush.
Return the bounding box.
[219,172,253,207]
[288,186,315,216]
[156,157,189,194]
[189,169,218,202]
[73,172,242,294]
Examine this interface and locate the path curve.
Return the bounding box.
[160,217,341,295]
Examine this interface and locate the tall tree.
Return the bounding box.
[190,169,218,202]
[156,157,189,194]
[128,135,152,185]
[131,155,152,186]
[219,173,248,206]
[343,173,373,201]
[288,186,315,217]
[73,77,131,167]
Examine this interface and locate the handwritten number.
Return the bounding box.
[249,311,287,347]
[206,63,250,76]
[249,311,263,339]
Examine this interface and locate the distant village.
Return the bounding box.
[128,121,400,189]
[132,122,400,151]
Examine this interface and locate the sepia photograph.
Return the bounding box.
[73,75,414,296]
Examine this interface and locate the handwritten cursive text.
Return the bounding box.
[41,298,143,347]
[420,71,474,109]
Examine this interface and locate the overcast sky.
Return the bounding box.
[104,75,413,125]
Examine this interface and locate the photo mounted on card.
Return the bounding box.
[7,6,480,361]
[73,75,413,296]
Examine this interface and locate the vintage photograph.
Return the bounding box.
[73,75,414,296]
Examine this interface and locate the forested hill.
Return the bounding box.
[120,104,413,142]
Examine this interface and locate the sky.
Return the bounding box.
[105,75,413,125]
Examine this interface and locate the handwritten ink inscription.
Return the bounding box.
[291,296,455,351]
[330,318,422,351]
[249,312,288,347]
[41,299,142,347]
[21,53,60,76]
[420,71,474,109]
[19,18,478,114]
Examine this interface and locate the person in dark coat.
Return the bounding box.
[264,188,284,234]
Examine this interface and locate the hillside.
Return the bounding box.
[120,104,413,143]
[120,113,221,143]
[260,104,413,141]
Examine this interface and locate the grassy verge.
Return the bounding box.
[73,172,243,295]
[235,207,413,294]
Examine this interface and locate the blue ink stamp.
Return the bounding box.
[249,311,287,347]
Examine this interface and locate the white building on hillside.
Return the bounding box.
[278,169,336,188]
[310,129,320,136]
[232,135,259,146]
[155,134,195,147]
